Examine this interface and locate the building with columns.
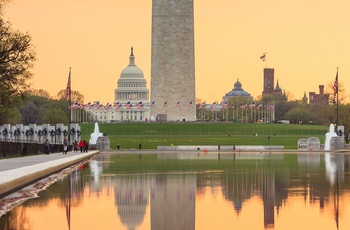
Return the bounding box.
[85,48,150,123]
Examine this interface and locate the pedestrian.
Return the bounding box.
[44,138,50,155]
[73,140,78,153]
[84,140,89,152]
[78,140,84,153]
[63,138,68,155]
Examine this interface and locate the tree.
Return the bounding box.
[26,89,51,99]
[43,108,69,124]
[56,89,84,104]
[20,101,43,124]
[0,1,36,123]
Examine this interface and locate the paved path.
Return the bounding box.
[0,150,99,196]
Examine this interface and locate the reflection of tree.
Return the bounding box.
[0,206,31,230]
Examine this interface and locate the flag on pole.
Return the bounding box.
[333,69,338,96]
[136,101,143,108]
[175,101,180,107]
[257,104,262,109]
[151,101,155,106]
[187,101,193,106]
[249,102,255,109]
[209,102,216,110]
[163,101,167,108]
[125,101,132,109]
[260,54,266,61]
[65,68,71,100]
[222,101,228,109]
[199,102,206,109]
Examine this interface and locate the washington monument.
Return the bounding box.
[151,0,196,121]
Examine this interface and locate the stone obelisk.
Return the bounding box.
[151,0,196,121]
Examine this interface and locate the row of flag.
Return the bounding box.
[68,101,195,110]
[200,101,274,110]
[68,101,275,110]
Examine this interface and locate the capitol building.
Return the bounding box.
[85,48,151,122]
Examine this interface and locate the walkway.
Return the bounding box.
[0,150,99,196]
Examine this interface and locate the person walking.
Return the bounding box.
[84,140,89,152]
[44,138,50,155]
[78,140,84,153]
[73,140,78,153]
[63,138,68,155]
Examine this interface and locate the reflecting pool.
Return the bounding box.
[1,152,350,230]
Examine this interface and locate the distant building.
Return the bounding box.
[302,91,308,104]
[85,48,150,123]
[309,85,329,105]
[262,68,283,97]
[222,79,252,103]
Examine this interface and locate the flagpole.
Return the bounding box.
[68,67,72,145]
[336,67,339,131]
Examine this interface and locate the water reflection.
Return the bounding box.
[1,153,350,230]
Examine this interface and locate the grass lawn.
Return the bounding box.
[79,122,328,150]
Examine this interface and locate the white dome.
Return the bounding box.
[120,65,144,78]
[119,47,144,79]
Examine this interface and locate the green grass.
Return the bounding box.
[79,122,328,150]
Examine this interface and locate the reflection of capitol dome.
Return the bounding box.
[117,205,147,230]
[114,175,149,230]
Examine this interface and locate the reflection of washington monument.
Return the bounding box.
[151,0,196,121]
[150,174,196,230]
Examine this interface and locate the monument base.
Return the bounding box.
[96,136,110,150]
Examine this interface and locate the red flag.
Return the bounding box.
[65,68,71,100]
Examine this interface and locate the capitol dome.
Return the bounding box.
[115,47,149,104]
[120,47,144,78]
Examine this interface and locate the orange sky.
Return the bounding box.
[4,0,350,104]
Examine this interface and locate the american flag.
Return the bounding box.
[114,102,121,109]
[151,101,155,106]
[209,102,216,110]
[249,102,255,109]
[240,103,247,109]
[199,102,206,109]
[175,101,180,107]
[333,69,338,96]
[64,68,71,100]
[163,101,167,108]
[257,104,263,109]
[125,101,132,109]
[84,102,91,109]
[222,101,228,109]
[260,54,266,61]
[136,101,143,108]
[187,101,193,106]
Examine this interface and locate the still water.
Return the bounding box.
[0,152,350,230]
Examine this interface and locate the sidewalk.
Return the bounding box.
[0,150,99,196]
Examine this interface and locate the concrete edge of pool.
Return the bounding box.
[0,150,99,197]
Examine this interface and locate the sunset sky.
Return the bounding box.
[4,0,350,104]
